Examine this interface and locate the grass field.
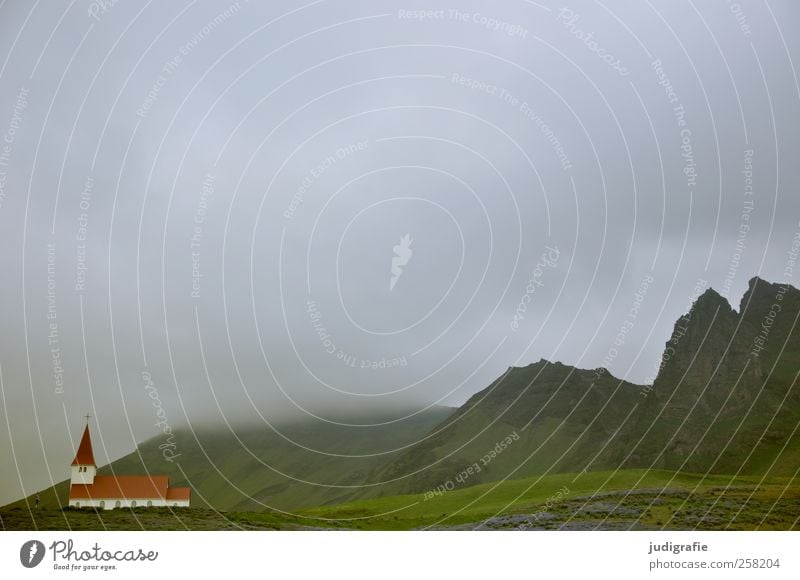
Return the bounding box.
[302,469,800,530]
[2,469,798,531]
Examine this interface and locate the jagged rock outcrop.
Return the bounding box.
[611,277,800,474]
[364,277,800,498]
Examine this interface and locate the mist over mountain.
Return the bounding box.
[10,276,798,512]
[359,277,800,499]
[1,0,799,512]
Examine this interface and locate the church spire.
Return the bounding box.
[71,421,96,466]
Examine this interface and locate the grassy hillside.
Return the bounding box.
[361,361,643,498]
[304,468,800,530]
[3,469,797,531]
[5,277,797,521]
[359,278,800,499]
[3,407,453,512]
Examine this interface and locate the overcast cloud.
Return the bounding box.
[1,0,799,505]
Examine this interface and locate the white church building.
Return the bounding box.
[68,420,191,510]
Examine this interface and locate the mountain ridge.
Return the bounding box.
[5,276,798,511]
[358,276,800,498]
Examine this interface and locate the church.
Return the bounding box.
[68,420,191,510]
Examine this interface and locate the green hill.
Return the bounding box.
[303,468,800,530]
[4,407,454,512]
[5,276,798,529]
[360,360,643,498]
[3,469,797,530]
[359,277,800,499]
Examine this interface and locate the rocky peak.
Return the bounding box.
[691,287,734,315]
[739,276,799,314]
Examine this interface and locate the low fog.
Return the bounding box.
[1,0,799,505]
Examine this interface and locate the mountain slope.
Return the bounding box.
[360,361,644,497]
[362,277,800,498]
[4,407,454,512]
[8,277,798,513]
[608,277,800,475]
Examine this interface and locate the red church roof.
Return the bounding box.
[70,475,169,500]
[71,424,96,466]
[69,475,190,502]
[166,487,192,501]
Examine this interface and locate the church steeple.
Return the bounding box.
[70,418,96,485]
[71,423,95,466]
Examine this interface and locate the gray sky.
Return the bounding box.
[1,0,799,506]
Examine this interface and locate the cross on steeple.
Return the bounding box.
[71,416,96,468]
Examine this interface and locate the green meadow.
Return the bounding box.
[3,469,797,531]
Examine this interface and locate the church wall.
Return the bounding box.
[70,465,96,485]
[68,498,190,510]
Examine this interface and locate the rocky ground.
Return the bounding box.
[429,486,800,531]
